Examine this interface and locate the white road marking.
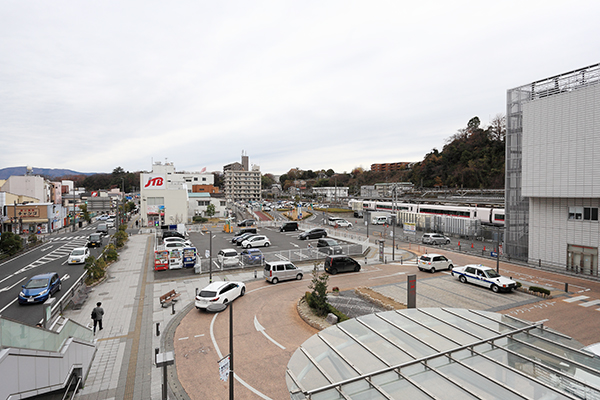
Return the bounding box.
[579,299,600,307]
[369,272,406,280]
[211,313,272,399]
[563,295,590,303]
[254,316,286,350]
[178,337,189,340]
[194,334,204,338]
[41,246,53,251]
[0,276,28,293]
[0,298,18,314]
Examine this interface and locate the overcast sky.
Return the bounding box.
[1,1,599,176]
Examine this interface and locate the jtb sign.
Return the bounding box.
[144,175,165,189]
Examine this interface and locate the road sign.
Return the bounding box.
[219,354,230,382]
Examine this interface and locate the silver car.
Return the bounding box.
[421,233,450,245]
[263,261,303,284]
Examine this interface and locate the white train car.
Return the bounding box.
[347,199,504,226]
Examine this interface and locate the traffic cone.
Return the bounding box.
[471,243,474,248]
[458,241,460,246]
[483,246,486,251]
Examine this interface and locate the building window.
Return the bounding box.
[220,201,226,206]
[567,244,598,276]
[569,207,598,221]
[197,200,210,206]
[194,177,198,181]
[202,177,206,181]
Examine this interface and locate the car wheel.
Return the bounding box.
[240,287,246,296]
[354,265,360,272]
[272,277,279,284]
[459,275,467,283]
[264,242,270,247]
[418,267,423,271]
[330,268,338,275]
[296,274,303,280]
[448,264,453,271]
[245,244,251,249]
[491,284,500,293]
[446,240,450,244]
[430,267,436,273]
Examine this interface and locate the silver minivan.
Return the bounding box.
[263,261,303,284]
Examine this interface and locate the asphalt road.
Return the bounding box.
[0,221,109,325]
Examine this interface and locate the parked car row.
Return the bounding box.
[217,248,264,267]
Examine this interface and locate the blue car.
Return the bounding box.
[241,248,264,265]
[18,272,62,304]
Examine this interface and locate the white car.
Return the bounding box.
[68,247,90,264]
[335,219,353,228]
[163,237,193,247]
[165,242,186,249]
[241,235,271,249]
[195,281,246,311]
[218,248,239,267]
[452,264,517,293]
[417,254,453,273]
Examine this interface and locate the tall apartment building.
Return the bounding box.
[371,162,409,172]
[506,62,600,277]
[223,154,261,202]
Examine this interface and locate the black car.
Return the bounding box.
[298,228,327,240]
[234,233,256,246]
[237,219,256,227]
[87,233,103,248]
[96,223,108,236]
[317,238,342,255]
[280,221,299,232]
[163,231,186,240]
[324,255,361,274]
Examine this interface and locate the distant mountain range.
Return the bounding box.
[0,166,96,180]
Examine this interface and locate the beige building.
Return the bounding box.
[223,154,261,202]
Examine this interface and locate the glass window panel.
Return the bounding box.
[301,335,359,382]
[287,349,331,391]
[359,314,436,358]
[377,375,432,400]
[454,309,526,333]
[425,309,499,340]
[404,363,479,399]
[311,388,344,400]
[320,328,387,374]
[412,309,481,344]
[341,380,388,400]
[382,311,458,351]
[462,347,572,399]
[436,358,524,400]
[340,319,413,365]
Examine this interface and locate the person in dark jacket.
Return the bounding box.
[92,302,104,334]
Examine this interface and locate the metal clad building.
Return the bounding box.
[506,63,600,275]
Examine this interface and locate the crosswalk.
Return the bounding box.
[45,235,90,242]
[13,239,89,275]
[563,295,600,311]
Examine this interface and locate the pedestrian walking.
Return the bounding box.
[91,302,104,334]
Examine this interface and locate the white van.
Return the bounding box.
[372,216,388,225]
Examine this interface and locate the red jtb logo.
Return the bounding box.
[145,177,164,187]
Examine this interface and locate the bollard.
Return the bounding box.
[400,256,403,265]
[365,257,367,265]
[195,288,198,297]
[565,282,569,292]
[254,269,257,279]
[155,348,159,364]
[171,302,176,315]
[156,322,160,336]
[538,259,541,269]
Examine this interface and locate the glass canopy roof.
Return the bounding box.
[286,308,600,400]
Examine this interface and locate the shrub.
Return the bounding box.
[104,244,119,262]
[308,265,330,317]
[115,230,128,248]
[0,232,23,256]
[327,304,349,322]
[529,286,551,296]
[85,256,106,284]
[28,234,38,245]
[516,281,522,288]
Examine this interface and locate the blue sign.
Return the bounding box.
[490,251,498,258]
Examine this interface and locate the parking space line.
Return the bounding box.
[563,295,589,303]
[579,299,600,307]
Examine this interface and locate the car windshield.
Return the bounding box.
[90,234,101,240]
[199,290,217,298]
[486,270,501,278]
[71,249,85,256]
[25,278,49,289]
[420,256,432,262]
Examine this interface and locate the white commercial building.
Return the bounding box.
[140,161,214,226]
[506,62,600,276]
[312,186,349,200]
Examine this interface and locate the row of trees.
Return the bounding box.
[275,115,506,194]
